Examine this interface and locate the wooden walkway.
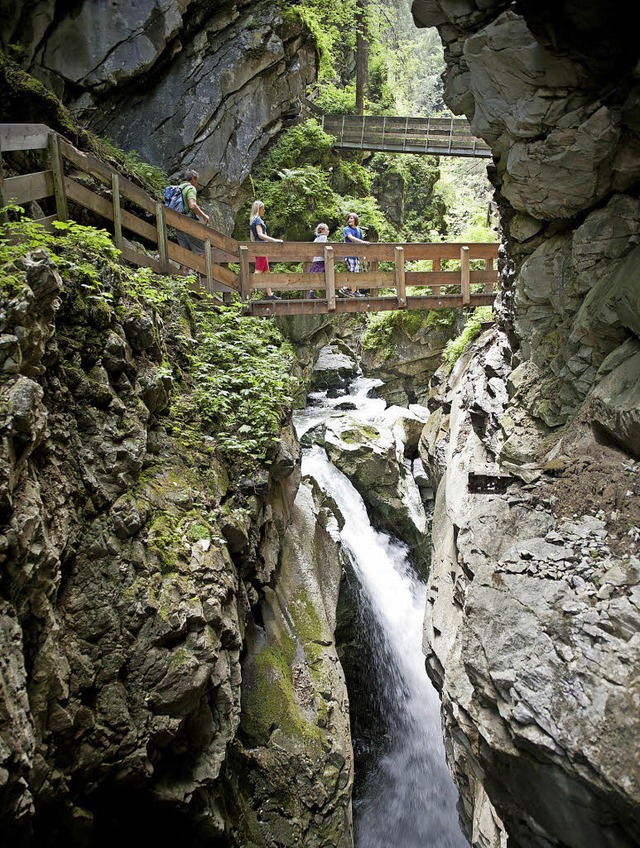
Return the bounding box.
[321,115,492,158]
[0,123,499,316]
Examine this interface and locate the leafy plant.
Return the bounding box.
[172,303,299,468]
[443,306,494,364]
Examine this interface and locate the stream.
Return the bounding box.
[294,377,468,848]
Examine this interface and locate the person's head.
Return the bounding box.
[250,200,265,221]
[315,222,329,236]
[346,212,359,227]
[184,169,199,185]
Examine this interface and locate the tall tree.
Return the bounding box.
[355,0,369,113]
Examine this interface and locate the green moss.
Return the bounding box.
[146,512,186,573]
[186,522,211,542]
[0,50,88,143]
[443,305,493,364]
[340,424,380,444]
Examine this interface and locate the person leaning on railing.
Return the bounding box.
[341,212,369,298]
[177,169,210,274]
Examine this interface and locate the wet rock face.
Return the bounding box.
[1,0,318,232]
[413,1,640,845]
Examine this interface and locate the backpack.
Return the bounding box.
[163,183,186,214]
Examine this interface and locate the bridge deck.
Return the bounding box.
[321,115,492,158]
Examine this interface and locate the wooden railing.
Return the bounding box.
[239,240,498,316]
[0,122,499,316]
[321,115,492,158]
[0,123,238,296]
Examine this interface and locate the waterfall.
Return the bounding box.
[294,380,468,848]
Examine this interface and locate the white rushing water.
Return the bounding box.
[295,378,468,848]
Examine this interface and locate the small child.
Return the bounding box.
[307,222,330,299]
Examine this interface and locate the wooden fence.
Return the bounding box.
[0,122,500,316]
[0,122,238,296]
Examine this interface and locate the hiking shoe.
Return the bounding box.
[306,291,319,299]
[337,287,350,297]
[352,290,365,297]
[265,294,281,301]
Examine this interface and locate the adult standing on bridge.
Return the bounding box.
[177,169,210,274]
[250,200,283,301]
[341,212,369,297]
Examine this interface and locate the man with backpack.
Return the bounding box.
[167,169,210,274]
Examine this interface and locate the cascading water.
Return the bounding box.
[295,377,468,848]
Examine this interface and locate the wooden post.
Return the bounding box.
[395,245,406,308]
[0,139,6,224]
[155,202,169,273]
[325,245,336,311]
[111,172,123,250]
[48,132,68,221]
[204,239,213,294]
[369,258,379,297]
[461,245,470,304]
[239,245,251,300]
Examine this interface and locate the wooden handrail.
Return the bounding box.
[0,122,500,314]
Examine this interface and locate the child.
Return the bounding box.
[307,222,329,299]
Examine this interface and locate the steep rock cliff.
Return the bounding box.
[413,1,640,845]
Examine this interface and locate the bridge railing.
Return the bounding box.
[321,114,492,158]
[0,123,238,296]
[239,240,499,315]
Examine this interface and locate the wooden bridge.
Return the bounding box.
[321,114,492,158]
[0,123,499,316]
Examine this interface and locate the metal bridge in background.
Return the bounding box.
[321,114,492,158]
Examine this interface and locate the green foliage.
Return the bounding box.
[434,159,497,241]
[172,303,299,469]
[255,166,342,241]
[331,159,372,197]
[256,119,336,177]
[314,81,357,114]
[443,306,494,364]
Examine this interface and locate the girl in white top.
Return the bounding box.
[307,222,329,299]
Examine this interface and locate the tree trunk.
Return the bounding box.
[355,0,368,114]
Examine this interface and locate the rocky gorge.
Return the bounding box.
[1,0,639,847]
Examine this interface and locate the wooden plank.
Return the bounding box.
[64,176,157,241]
[0,123,50,152]
[111,172,123,250]
[246,291,496,317]
[3,171,54,205]
[166,241,237,289]
[461,245,470,305]
[395,246,406,308]
[239,245,251,300]
[59,138,157,214]
[204,239,213,294]
[48,132,68,221]
[325,245,336,311]
[164,207,237,257]
[0,146,6,224]
[240,240,499,264]
[120,244,164,274]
